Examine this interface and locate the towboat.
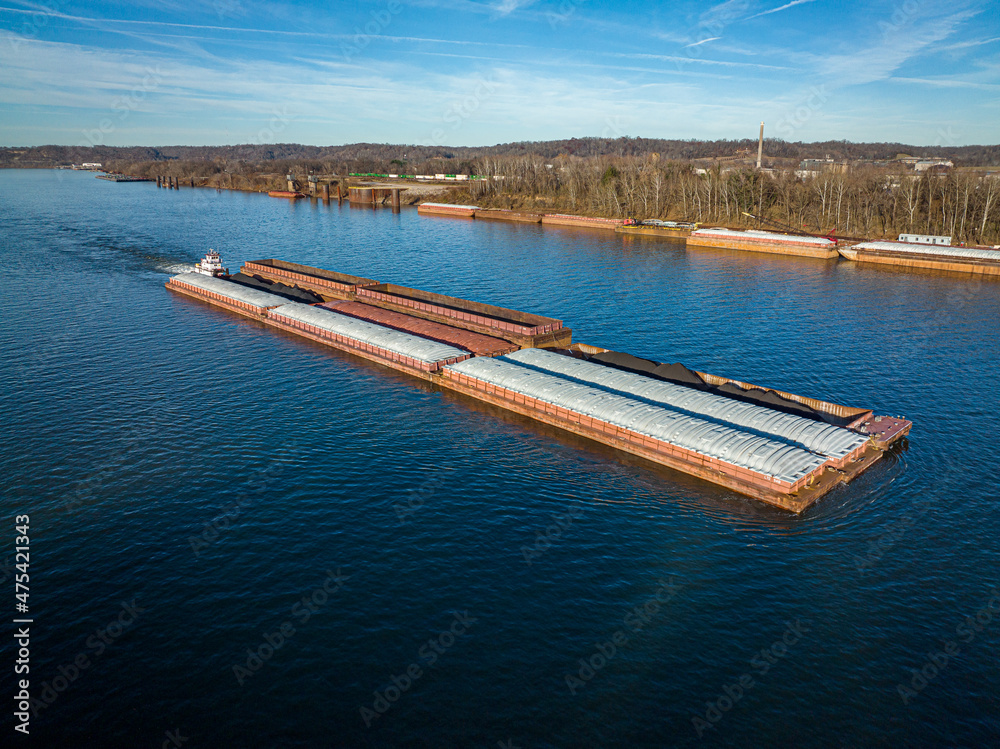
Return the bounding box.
[194,249,229,277]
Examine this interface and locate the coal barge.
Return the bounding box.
[166,253,910,512]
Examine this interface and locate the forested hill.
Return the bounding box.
[2,138,998,171]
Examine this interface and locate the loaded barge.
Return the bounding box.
[416,203,625,229]
[839,241,1000,277]
[166,253,910,512]
[687,228,839,259]
[617,220,697,239]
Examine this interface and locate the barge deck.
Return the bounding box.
[166,262,911,513]
[839,241,1000,277]
[687,228,839,259]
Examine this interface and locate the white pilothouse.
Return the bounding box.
[194,249,229,277]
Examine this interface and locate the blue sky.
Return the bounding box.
[0,0,997,147]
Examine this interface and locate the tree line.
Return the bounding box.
[470,155,1000,244]
[3,137,999,171]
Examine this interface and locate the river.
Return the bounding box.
[1,169,998,747]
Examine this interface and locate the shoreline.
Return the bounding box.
[76,167,1000,274]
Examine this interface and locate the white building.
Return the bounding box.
[898,233,952,246]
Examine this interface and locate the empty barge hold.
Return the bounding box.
[356,283,571,348]
[242,260,378,300]
[166,261,911,512]
[687,228,839,259]
[839,241,1000,277]
[417,203,478,218]
[319,301,519,357]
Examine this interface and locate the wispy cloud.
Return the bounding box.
[684,37,721,49]
[0,0,997,146]
[700,0,751,28]
[0,5,325,36]
[935,36,1000,51]
[815,10,979,87]
[492,0,534,16]
[747,0,819,21]
[0,33,771,146]
[610,51,790,71]
[890,76,1000,91]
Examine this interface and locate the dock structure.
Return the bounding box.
[839,241,1000,277]
[97,174,152,182]
[347,184,407,208]
[166,261,911,512]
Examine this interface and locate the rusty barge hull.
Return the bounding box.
[438,368,881,512]
[355,282,571,349]
[541,214,624,230]
[474,209,543,223]
[166,267,910,513]
[417,203,477,218]
[242,259,378,301]
[839,246,1000,277]
[616,226,692,239]
[687,235,840,259]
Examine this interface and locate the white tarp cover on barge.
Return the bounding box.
[445,356,828,484]
[691,228,835,246]
[850,241,1000,262]
[505,348,867,461]
[269,302,469,366]
[170,272,288,309]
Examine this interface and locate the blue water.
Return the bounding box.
[1,169,998,747]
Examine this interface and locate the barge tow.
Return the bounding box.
[165,255,910,512]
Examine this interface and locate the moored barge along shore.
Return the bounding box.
[686,227,840,259]
[839,240,1000,276]
[166,258,911,513]
[413,202,1000,274]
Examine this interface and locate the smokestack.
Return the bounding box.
[757,122,764,169]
